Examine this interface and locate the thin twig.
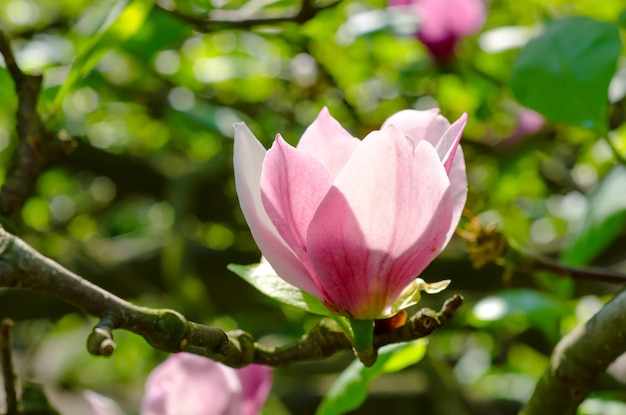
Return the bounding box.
[0,226,462,368]
[1,319,19,415]
[528,253,626,285]
[0,30,74,218]
[0,31,24,82]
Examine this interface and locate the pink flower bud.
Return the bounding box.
[233,108,468,319]
[389,0,486,61]
[141,354,272,415]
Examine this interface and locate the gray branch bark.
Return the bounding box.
[521,289,626,414]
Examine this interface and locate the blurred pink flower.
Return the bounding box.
[511,108,545,139]
[141,353,272,415]
[498,107,545,149]
[389,0,486,61]
[234,107,467,319]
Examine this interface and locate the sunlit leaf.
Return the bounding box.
[389,278,450,317]
[561,165,626,266]
[228,261,334,317]
[511,16,621,131]
[49,0,154,117]
[469,289,568,342]
[0,67,18,110]
[316,340,428,415]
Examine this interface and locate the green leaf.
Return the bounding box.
[561,165,626,266]
[49,0,154,117]
[227,261,334,317]
[0,67,18,110]
[619,10,626,29]
[316,340,428,415]
[511,16,621,131]
[469,289,568,342]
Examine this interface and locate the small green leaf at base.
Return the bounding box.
[228,261,334,317]
[387,278,450,317]
[316,340,428,415]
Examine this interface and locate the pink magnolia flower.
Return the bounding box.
[389,0,486,61]
[234,107,468,319]
[141,353,272,415]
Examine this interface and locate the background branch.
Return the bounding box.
[157,0,342,31]
[522,252,626,284]
[0,226,462,368]
[0,30,74,219]
[520,289,626,415]
[1,319,18,415]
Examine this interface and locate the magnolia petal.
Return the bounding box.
[436,113,468,173]
[296,107,361,177]
[233,123,322,297]
[381,108,449,147]
[389,185,455,294]
[261,135,334,269]
[382,109,468,174]
[327,129,451,255]
[237,365,273,415]
[141,354,242,415]
[306,128,451,318]
[445,146,468,246]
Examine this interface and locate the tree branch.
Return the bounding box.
[0,227,228,357]
[157,0,342,31]
[0,226,462,368]
[1,319,18,415]
[0,30,74,219]
[520,289,626,415]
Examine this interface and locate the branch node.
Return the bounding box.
[224,330,256,367]
[87,319,117,357]
[147,309,188,351]
[439,294,464,322]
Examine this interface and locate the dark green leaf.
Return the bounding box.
[49,0,153,117]
[469,290,568,342]
[316,340,428,415]
[511,16,621,131]
[561,165,626,266]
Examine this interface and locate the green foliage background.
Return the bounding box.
[1,0,626,414]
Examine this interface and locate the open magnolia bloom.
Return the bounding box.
[233,107,467,321]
